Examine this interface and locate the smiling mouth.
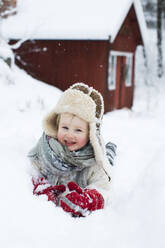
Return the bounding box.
[64,141,76,147]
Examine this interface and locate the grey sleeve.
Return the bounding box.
[28,144,39,160]
[27,139,46,175]
[105,142,117,166]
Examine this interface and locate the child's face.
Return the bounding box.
[57,113,89,151]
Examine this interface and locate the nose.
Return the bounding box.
[65,130,74,140]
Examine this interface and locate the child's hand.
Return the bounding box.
[32,177,66,205]
[60,182,104,217]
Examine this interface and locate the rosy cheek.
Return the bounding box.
[78,136,88,147]
[57,131,63,143]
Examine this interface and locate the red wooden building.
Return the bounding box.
[1,0,148,112]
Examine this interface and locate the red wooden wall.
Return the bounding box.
[12,40,109,100]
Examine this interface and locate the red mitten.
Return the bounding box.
[32,177,66,204]
[60,181,104,217]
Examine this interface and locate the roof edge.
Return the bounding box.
[133,0,148,49]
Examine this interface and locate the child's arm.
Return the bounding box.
[32,176,66,205]
[80,155,115,207]
[28,138,48,177]
[59,162,113,217]
[87,165,111,191]
[60,181,104,217]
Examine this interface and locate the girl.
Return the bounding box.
[28,83,116,217]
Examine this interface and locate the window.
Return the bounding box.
[125,55,132,87]
[108,51,133,90]
[108,53,117,90]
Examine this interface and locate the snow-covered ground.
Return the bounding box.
[0,28,165,248]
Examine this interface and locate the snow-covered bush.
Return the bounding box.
[0,38,14,84]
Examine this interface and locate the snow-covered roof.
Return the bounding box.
[1,0,148,47]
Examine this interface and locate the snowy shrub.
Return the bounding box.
[0,38,14,84]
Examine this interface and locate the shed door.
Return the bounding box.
[108,52,133,109]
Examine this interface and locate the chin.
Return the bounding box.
[68,147,77,152]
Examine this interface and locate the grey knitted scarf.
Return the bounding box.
[28,133,96,186]
[42,132,95,171]
[28,133,116,187]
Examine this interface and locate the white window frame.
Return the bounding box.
[108,51,133,90]
[108,52,117,90]
[124,55,133,87]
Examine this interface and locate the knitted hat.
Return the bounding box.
[43,83,111,177]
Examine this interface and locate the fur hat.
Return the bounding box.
[43,83,111,178]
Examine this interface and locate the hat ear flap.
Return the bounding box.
[43,112,60,138]
[89,122,111,178]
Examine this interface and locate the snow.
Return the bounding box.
[0,28,165,248]
[1,0,147,44]
[134,0,148,49]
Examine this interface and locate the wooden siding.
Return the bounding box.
[12,40,109,99]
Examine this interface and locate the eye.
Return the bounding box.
[62,126,68,130]
[76,129,82,132]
